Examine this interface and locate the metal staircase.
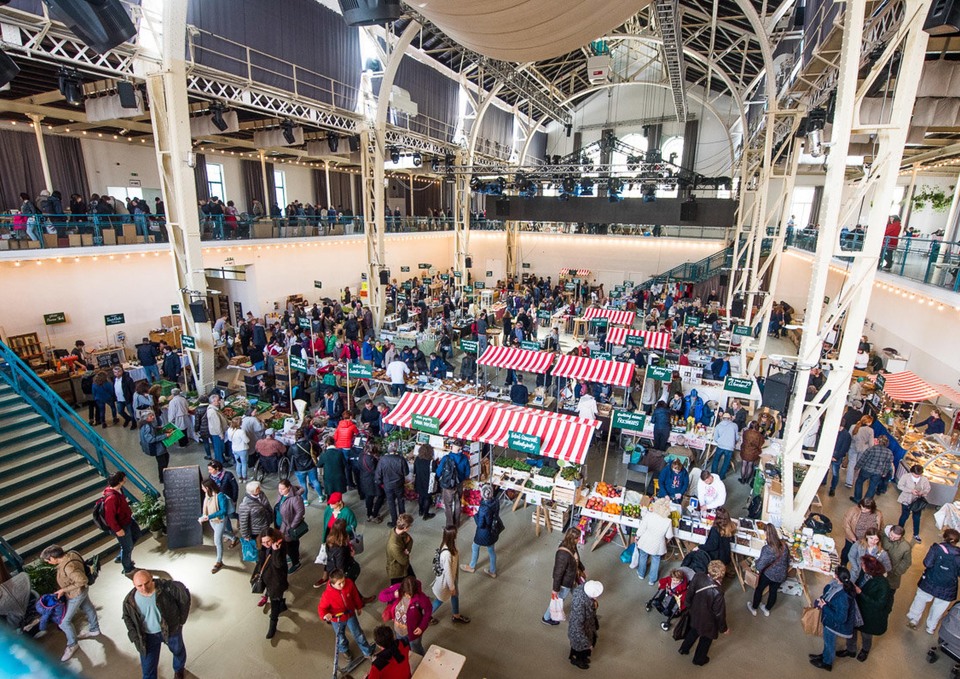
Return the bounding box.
[0,341,157,565]
[641,238,774,290]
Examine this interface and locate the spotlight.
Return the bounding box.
[431,157,440,172]
[608,177,624,203]
[516,173,538,198]
[58,67,84,106]
[806,108,828,157]
[626,154,641,172]
[444,153,455,168]
[412,152,422,167]
[561,177,577,194]
[389,146,400,163]
[327,134,340,153]
[209,104,228,132]
[470,176,483,192]
[579,178,595,196]
[0,49,19,88]
[642,184,657,203]
[280,119,296,144]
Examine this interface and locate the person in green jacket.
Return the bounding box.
[880,525,912,597]
[842,554,893,662]
[320,493,357,543]
[317,443,348,496]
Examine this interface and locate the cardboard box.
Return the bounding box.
[8,239,20,250]
[101,228,116,245]
[68,235,82,247]
[0,240,9,250]
[81,234,94,246]
[252,222,273,239]
[25,241,40,249]
[117,224,129,238]
[42,234,57,248]
[148,236,156,243]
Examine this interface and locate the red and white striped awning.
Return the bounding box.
[476,345,555,373]
[582,307,636,326]
[382,391,493,440]
[552,354,636,387]
[561,268,591,277]
[606,327,672,350]
[871,371,941,403]
[933,384,960,406]
[479,404,600,464]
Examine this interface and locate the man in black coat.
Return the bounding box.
[678,561,728,666]
[136,338,160,384]
[161,346,181,385]
[122,571,190,679]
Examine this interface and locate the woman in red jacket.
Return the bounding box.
[318,570,376,661]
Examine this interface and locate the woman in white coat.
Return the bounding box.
[226,416,251,483]
[846,415,875,487]
[431,525,471,624]
[165,388,194,446]
[632,497,675,585]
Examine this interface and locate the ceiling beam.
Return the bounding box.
[0,99,154,133]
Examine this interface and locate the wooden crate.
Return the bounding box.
[531,504,571,528]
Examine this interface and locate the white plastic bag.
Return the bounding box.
[549,597,566,622]
[314,543,328,565]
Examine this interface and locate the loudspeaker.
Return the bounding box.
[337,0,402,26]
[762,371,794,413]
[0,50,19,88]
[348,136,361,152]
[379,269,390,285]
[495,200,510,217]
[188,302,209,323]
[924,0,960,34]
[44,0,137,54]
[718,274,729,287]
[117,81,137,108]
[731,295,745,319]
[680,200,698,221]
[464,256,472,269]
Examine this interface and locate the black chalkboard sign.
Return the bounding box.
[162,466,203,549]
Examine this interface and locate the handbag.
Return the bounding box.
[548,596,566,622]
[800,606,823,636]
[351,533,365,556]
[315,543,328,565]
[345,559,361,582]
[251,553,271,594]
[240,538,258,563]
[672,609,691,640]
[908,497,929,513]
[620,543,636,565]
[289,521,309,540]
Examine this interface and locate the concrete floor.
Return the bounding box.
[31,329,956,678]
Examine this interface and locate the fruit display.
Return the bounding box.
[622,504,642,518]
[584,496,623,515]
[594,482,622,499]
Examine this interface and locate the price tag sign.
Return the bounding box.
[181,335,196,350]
[171,304,180,314]
[289,355,308,373]
[612,409,646,433]
[348,363,373,379]
[104,313,125,326]
[521,341,540,351]
[685,315,701,327]
[486,270,493,277]
[43,312,66,325]
[314,280,323,289]
[646,365,673,381]
[625,334,645,348]
[411,413,441,435]
[460,339,478,354]
[733,324,753,337]
[508,431,541,455]
[724,375,754,396]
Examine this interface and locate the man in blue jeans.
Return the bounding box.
[41,545,101,662]
[710,412,738,480]
[851,435,895,503]
[827,423,852,497]
[102,471,137,575]
[135,338,160,384]
[122,570,191,679]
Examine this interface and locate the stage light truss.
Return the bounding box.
[654,0,687,122]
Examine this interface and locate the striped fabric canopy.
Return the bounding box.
[606,327,672,350]
[561,268,591,277]
[582,307,636,326]
[476,345,555,373]
[872,371,941,402]
[552,354,636,387]
[479,404,600,464]
[382,391,493,440]
[933,383,960,406]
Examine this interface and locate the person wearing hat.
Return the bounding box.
[567,580,602,669]
[711,412,739,481]
[320,492,358,544]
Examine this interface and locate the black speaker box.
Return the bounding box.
[117,81,137,108]
[0,50,19,88]
[924,0,960,34]
[762,371,794,413]
[188,302,209,323]
[495,200,510,217]
[680,200,698,221]
[44,0,137,54]
[718,274,729,287]
[379,269,390,284]
[348,135,361,152]
[464,256,472,269]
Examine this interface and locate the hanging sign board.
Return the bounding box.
[733,324,753,337]
[181,335,196,350]
[685,315,701,327]
[875,373,886,392]
[348,363,373,379]
[314,280,323,289]
[522,263,531,269]
[298,317,311,329]
[43,312,66,325]
[474,281,485,289]
[591,351,612,360]
[418,263,432,269]
[411,413,441,435]
[171,304,181,315]
[401,266,410,273]
[646,365,673,381]
[289,355,308,373]
[538,310,552,321]
[625,334,645,348]
[612,409,646,433]
[453,271,462,278]
[460,339,478,354]
[724,376,754,396]
[104,313,125,326]
[486,270,493,277]
[521,341,541,351]
[590,318,608,328]
[564,283,576,292]
[508,431,541,455]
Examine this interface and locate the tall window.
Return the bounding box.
[788,186,817,228]
[274,170,287,208]
[207,163,225,200]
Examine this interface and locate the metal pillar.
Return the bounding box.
[360,22,420,331]
[453,149,471,282]
[408,172,415,217]
[258,150,271,211]
[144,0,214,394]
[505,220,520,277]
[28,114,53,191]
[325,160,333,209]
[778,0,930,530]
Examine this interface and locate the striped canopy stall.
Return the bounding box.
[552,354,636,388]
[933,383,960,405]
[606,327,672,350]
[479,404,600,464]
[872,371,941,402]
[476,345,555,373]
[382,391,493,440]
[582,307,636,326]
[560,268,591,277]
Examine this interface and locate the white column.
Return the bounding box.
[324,160,333,209]
[28,114,53,191]
[259,149,271,210]
[408,172,415,217]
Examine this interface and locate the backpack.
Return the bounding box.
[92,495,111,533]
[803,512,833,535]
[439,457,459,490]
[432,548,446,577]
[746,494,763,520]
[77,553,100,587]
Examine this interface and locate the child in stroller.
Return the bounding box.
[646,568,692,631]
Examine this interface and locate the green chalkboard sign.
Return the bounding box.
[646,365,673,381]
[508,431,541,455]
[733,324,753,337]
[43,312,66,325]
[181,335,197,350]
[411,413,440,435]
[723,376,754,396]
[624,334,645,348]
[104,313,125,326]
[460,339,478,354]
[612,409,646,432]
[401,266,410,273]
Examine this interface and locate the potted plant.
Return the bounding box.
[132,493,166,537]
[911,185,954,212]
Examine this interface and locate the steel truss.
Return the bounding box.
[777,0,930,530]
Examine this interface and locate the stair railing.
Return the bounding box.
[0,341,157,496]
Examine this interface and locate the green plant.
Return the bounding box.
[911,185,955,212]
[560,465,582,481]
[132,493,166,533]
[24,560,58,595]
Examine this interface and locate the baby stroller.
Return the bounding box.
[645,566,694,631]
[928,602,960,678]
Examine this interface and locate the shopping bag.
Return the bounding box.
[800,606,823,636]
[743,568,759,589]
[315,543,328,565]
[672,610,691,640]
[619,543,636,565]
[548,597,565,622]
[240,538,258,563]
[351,533,365,556]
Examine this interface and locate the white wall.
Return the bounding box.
[81,138,162,194]
[777,249,960,387]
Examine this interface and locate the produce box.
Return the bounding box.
[81,234,94,246]
[160,423,184,448]
[532,504,570,529]
[68,234,82,247]
[101,228,116,245]
[159,379,178,396]
[553,485,579,505]
[42,234,57,248]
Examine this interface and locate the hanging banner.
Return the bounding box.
[646,365,673,381]
[612,409,646,433]
[411,413,440,435]
[508,431,541,455]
